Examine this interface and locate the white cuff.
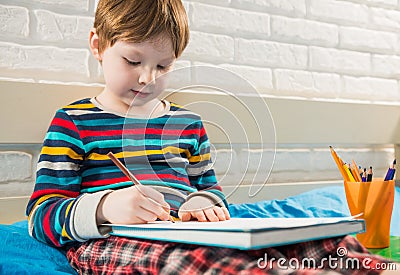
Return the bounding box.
[186,191,225,207]
[73,190,113,240]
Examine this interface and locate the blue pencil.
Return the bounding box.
[384,159,396,181]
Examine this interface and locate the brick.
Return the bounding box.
[34,10,93,46]
[367,0,397,7]
[184,0,230,6]
[340,27,397,53]
[31,0,90,12]
[164,60,192,90]
[274,69,340,98]
[182,1,190,27]
[342,76,400,101]
[190,62,252,94]
[190,62,272,95]
[220,64,273,91]
[182,0,231,7]
[273,149,311,172]
[331,148,394,175]
[212,149,239,176]
[312,149,339,172]
[271,16,338,47]
[183,31,234,63]
[372,54,400,78]
[310,47,370,75]
[190,3,270,38]
[238,148,276,174]
[0,152,32,182]
[370,7,400,30]
[0,42,90,79]
[236,38,307,69]
[231,0,306,16]
[0,5,29,39]
[309,0,369,25]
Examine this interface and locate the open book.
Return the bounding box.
[104,217,365,250]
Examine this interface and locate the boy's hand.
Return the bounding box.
[96,185,170,225]
[178,196,230,222]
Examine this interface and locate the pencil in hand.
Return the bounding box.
[107,152,175,223]
[107,152,141,185]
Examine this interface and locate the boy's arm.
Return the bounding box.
[186,120,228,208]
[26,110,110,247]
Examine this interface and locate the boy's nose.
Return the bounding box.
[138,68,156,85]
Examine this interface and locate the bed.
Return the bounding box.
[0,185,399,274]
[1,81,400,273]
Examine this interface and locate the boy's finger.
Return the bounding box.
[136,208,159,222]
[139,196,170,220]
[212,206,226,221]
[204,208,219,222]
[136,185,166,206]
[222,207,231,219]
[178,210,192,222]
[194,210,207,222]
[148,197,170,212]
[135,186,171,216]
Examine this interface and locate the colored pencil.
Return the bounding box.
[107,152,175,223]
[329,146,350,181]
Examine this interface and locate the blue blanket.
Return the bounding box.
[1,186,399,274]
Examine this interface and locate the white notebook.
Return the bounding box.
[104,217,365,250]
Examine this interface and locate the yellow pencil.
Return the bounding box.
[343,163,356,182]
[329,146,350,181]
[351,160,362,182]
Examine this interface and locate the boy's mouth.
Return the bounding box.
[131,89,150,98]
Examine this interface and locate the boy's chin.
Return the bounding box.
[129,96,159,107]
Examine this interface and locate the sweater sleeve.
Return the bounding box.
[26,110,108,247]
[186,120,228,208]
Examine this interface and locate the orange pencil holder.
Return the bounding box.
[344,179,395,248]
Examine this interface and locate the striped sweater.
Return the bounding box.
[26,98,227,247]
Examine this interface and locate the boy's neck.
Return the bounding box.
[129,100,167,118]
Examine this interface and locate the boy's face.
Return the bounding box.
[97,34,176,107]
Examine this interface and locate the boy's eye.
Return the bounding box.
[123,57,140,66]
[158,63,173,71]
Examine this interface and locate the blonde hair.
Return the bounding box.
[94,0,189,58]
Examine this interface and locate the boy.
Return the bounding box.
[27,0,229,247]
[27,0,397,274]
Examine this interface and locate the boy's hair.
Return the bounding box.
[94,0,189,58]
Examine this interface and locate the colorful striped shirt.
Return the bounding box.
[26,98,227,247]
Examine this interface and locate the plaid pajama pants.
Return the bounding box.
[67,235,395,274]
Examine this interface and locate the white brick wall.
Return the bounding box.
[236,39,308,68]
[213,145,394,185]
[0,5,29,39]
[309,0,369,25]
[2,0,400,100]
[0,0,398,196]
[34,10,93,46]
[271,16,338,47]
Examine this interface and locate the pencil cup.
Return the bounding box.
[344,179,395,248]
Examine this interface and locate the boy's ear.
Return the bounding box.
[89,28,102,61]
